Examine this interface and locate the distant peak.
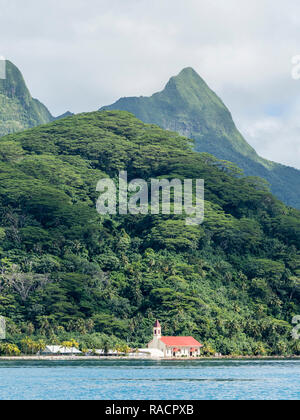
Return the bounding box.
[167,67,207,89]
[0,60,31,100]
[0,60,53,136]
[178,67,199,76]
[162,66,213,103]
[176,67,203,80]
[3,60,23,76]
[54,111,74,121]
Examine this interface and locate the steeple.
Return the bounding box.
[153,320,162,339]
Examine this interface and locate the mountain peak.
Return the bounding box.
[166,66,207,90]
[100,69,300,208]
[177,66,200,77]
[0,60,54,136]
[54,111,74,120]
[159,67,231,124]
[177,66,209,83]
[101,67,249,155]
[0,60,31,100]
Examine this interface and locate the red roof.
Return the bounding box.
[153,320,161,328]
[160,337,203,347]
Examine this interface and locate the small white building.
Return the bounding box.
[138,348,164,359]
[41,345,82,355]
[148,320,203,358]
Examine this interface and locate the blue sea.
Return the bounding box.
[0,359,299,400]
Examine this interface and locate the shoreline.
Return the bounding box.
[0,355,299,361]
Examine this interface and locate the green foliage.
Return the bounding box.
[0,343,21,356]
[0,110,299,355]
[148,219,203,251]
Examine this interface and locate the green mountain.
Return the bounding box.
[54,111,74,120]
[0,111,299,356]
[101,67,300,209]
[0,61,54,136]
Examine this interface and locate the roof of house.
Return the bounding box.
[153,320,161,328]
[159,337,203,347]
[43,345,82,354]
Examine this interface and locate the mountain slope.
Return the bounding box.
[54,111,74,120]
[0,111,299,355]
[101,67,300,209]
[0,60,54,136]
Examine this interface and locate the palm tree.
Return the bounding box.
[102,338,111,356]
[20,337,36,355]
[35,340,46,355]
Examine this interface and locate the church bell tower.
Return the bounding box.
[153,320,162,339]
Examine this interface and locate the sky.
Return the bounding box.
[0,0,300,169]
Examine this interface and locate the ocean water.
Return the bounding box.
[0,359,299,400]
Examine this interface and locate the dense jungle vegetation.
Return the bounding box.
[0,111,299,356]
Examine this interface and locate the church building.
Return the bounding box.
[148,320,203,358]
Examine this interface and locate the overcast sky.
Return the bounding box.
[0,0,300,169]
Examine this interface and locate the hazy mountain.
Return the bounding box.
[0,60,54,136]
[101,67,300,209]
[54,111,74,120]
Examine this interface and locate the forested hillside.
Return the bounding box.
[102,68,300,209]
[0,111,299,356]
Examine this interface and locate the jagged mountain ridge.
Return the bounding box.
[0,61,74,136]
[0,61,55,136]
[101,68,300,209]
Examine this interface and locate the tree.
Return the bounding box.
[20,337,38,355]
[35,340,46,355]
[0,343,21,356]
[61,340,79,355]
[2,263,49,302]
[116,344,131,355]
[202,343,216,356]
[148,219,203,251]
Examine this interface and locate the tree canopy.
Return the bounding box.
[0,110,299,356]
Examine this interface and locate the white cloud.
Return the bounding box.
[0,0,299,168]
[240,109,300,169]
